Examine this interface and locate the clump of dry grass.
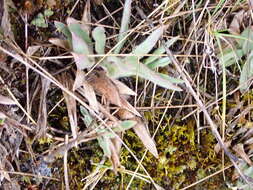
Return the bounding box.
[1,0,253,189]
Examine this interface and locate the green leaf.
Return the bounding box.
[112,120,137,132]
[159,73,184,84]
[67,17,92,44]
[31,13,47,28]
[147,57,172,69]
[127,57,182,91]
[72,52,93,69]
[92,26,106,54]
[129,26,165,59]
[102,56,133,78]
[44,9,54,17]
[80,106,93,126]
[97,136,111,157]
[54,21,72,40]
[114,0,132,54]
[70,31,90,54]
[143,37,179,65]
[219,48,244,67]
[0,118,5,125]
[239,51,253,92]
[103,56,182,91]
[239,27,253,54]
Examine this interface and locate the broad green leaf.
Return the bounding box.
[159,73,184,84]
[67,17,92,44]
[239,52,253,92]
[44,9,54,17]
[31,13,47,28]
[54,21,72,47]
[127,57,182,91]
[129,26,165,59]
[70,29,90,54]
[112,120,137,132]
[102,56,133,78]
[235,162,253,190]
[92,26,106,54]
[72,52,93,69]
[54,21,72,40]
[114,0,132,54]
[143,37,179,65]
[147,57,171,69]
[104,56,182,91]
[97,136,111,157]
[219,49,244,67]
[239,27,253,54]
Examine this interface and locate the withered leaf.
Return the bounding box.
[117,108,135,120]
[229,10,245,34]
[88,71,122,106]
[81,0,91,34]
[111,133,122,154]
[214,140,231,154]
[233,143,253,166]
[112,79,136,96]
[0,0,14,40]
[109,139,120,171]
[59,73,78,140]
[93,0,104,5]
[120,97,141,117]
[37,78,51,137]
[73,69,85,90]
[118,109,158,158]
[49,38,70,50]
[26,45,41,56]
[133,118,158,158]
[74,70,98,113]
[0,94,16,105]
[78,81,99,113]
